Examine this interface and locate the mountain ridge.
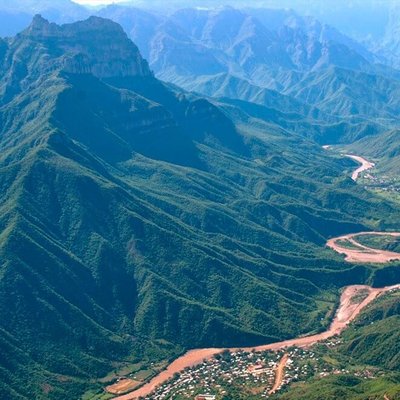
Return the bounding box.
[96,5,400,145]
[0,14,400,400]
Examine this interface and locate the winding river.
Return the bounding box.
[345,154,375,180]
[327,231,400,263]
[114,284,400,399]
[113,154,399,399]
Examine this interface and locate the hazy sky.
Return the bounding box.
[71,0,397,7]
[72,0,126,4]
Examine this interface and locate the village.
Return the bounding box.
[104,286,400,400]
[138,337,381,400]
[362,173,400,193]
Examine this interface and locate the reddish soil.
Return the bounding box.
[113,284,400,400]
[106,379,141,395]
[345,154,375,180]
[113,153,395,400]
[327,232,400,263]
[269,353,288,395]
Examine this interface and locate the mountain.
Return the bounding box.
[1,15,400,399]
[97,5,400,145]
[277,290,400,400]
[373,5,400,69]
[244,7,378,64]
[151,6,375,78]
[1,3,398,144]
[0,0,88,36]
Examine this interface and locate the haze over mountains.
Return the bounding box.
[0,1,400,399]
[93,3,400,150]
[3,0,396,148]
[2,0,400,69]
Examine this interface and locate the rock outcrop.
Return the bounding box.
[22,14,152,78]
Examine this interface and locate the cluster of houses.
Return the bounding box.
[141,341,362,400]
[141,350,282,399]
[363,173,400,193]
[139,332,386,400]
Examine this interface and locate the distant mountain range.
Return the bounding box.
[1,14,400,399]
[2,2,400,145]
[95,5,400,146]
[1,0,398,71]
[373,5,400,69]
[0,0,88,36]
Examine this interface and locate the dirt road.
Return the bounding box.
[269,353,289,395]
[345,154,375,180]
[327,231,400,263]
[113,284,399,400]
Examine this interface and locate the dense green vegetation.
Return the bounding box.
[276,291,400,400]
[0,15,399,400]
[355,234,400,253]
[278,374,400,400]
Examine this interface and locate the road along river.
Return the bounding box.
[113,284,400,399]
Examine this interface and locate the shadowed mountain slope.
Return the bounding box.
[1,16,400,399]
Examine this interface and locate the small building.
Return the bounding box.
[195,395,216,400]
[248,364,264,372]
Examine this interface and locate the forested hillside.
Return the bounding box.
[0,15,399,399]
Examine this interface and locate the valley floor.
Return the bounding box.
[327,231,400,263]
[104,154,400,400]
[112,284,400,400]
[345,154,375,181]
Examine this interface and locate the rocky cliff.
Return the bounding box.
[7,14,152,81]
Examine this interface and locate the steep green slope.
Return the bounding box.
[338,290,400,370]
[282,66,400,127]
[0,16,400,400]
[346,129,400,175]
[277,291,400,400]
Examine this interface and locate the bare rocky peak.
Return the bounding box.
[21,14,153,78]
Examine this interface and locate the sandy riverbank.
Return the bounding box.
[327,231,400,263]
[345,154,375,180]
[113,284,399,399]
